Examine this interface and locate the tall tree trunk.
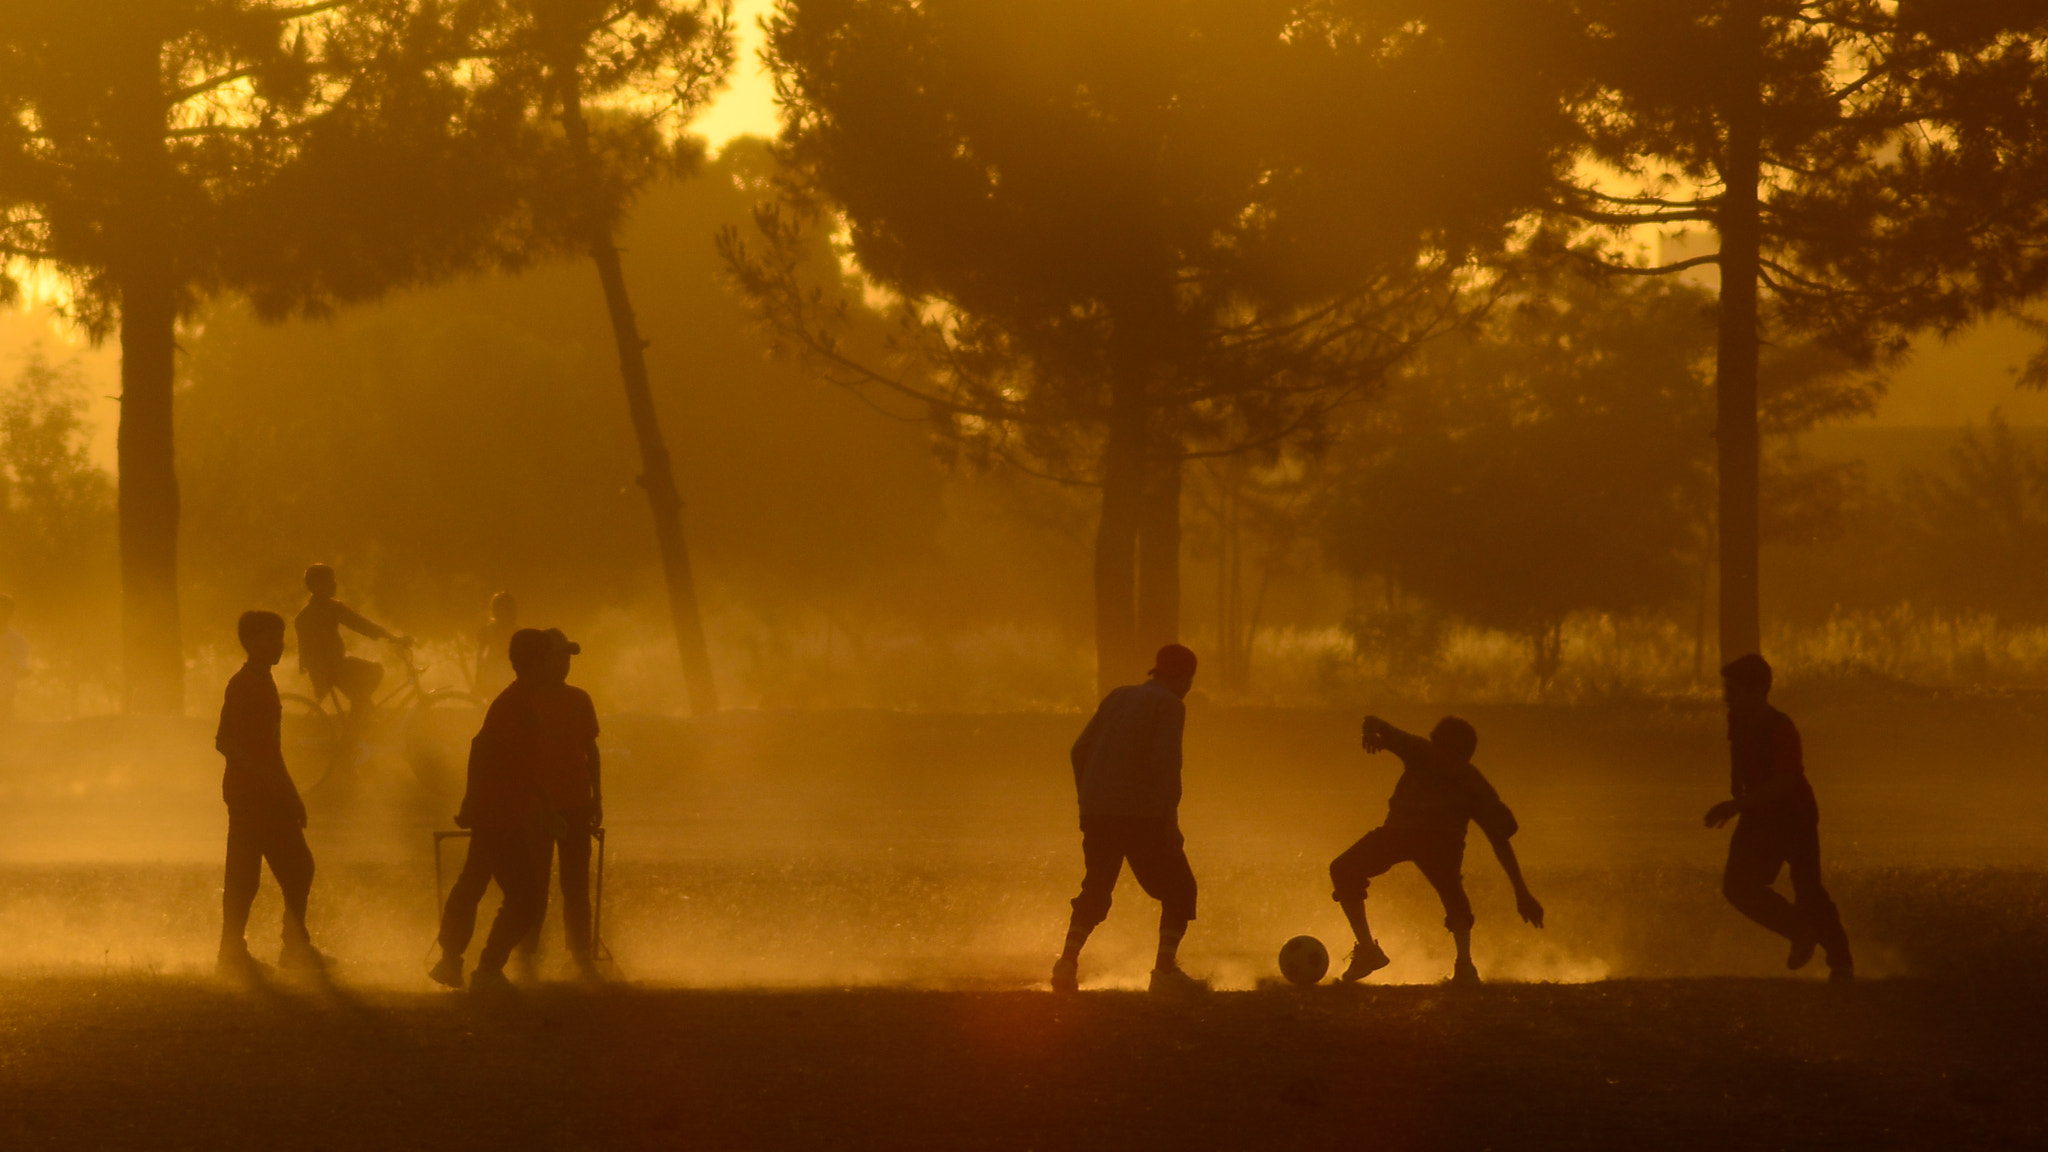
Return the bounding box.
[553,62,719,714]
[1136,447,1181,662]
[114,32,182,714]
[1715,0,1765,664]
[1093,371,1146,696]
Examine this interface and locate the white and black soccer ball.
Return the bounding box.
[1278,935,1330,986]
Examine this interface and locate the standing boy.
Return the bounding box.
[294,563,408,716]
[518,628,604,981]
[1054,643,1204,994]
[430,628,551,992]
[216,610,330,977]
[1707,653,1853,982]
[1331,715,1543,985]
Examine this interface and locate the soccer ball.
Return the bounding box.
[1278,935,1330,986]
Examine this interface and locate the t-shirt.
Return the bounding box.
[462,681,555,830]
[1070,680,1185,819]
[530,682,600,810]
[215,663,302,816]
[294,595,388,677]
[1728,706,1819,820]
[1376,727,1518,844]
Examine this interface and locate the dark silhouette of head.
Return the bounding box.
[490,591,517,622]
[543,627,580,683]
[0,593,13,629]
[1431,716,1478,763]
[508,628,552,682]
[304,564,337,598]
[1721,652,1772,714]
[238,610,286,666]
[1149,643,1198,697]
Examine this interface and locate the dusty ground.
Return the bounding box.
[2,975,2044,1150]
[3,700,2046,1147]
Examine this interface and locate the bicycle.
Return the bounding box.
[280,643,486,797]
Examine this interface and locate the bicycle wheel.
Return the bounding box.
[280,693,340,795]
[403,689,486,796]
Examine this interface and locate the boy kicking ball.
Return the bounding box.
[1330,715,1542,985]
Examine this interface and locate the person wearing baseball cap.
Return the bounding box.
[1053,643,1205,994]
[515,628,604,981]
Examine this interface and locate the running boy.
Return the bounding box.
[1707,654,1853,982]
[1331,715,1543,984]
[430,628,552,992]
[518,628,604,981]
[1053,643,1204,995]
[216,611,330,977]
[294,563,408,714]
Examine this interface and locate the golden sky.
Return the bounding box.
[697,0,781,152]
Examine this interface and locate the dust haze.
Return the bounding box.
[5,1,2048,999]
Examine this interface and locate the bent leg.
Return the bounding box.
[477,830,545,973]
[261,822,316,948]
[1069,818,1128,933]
[220,813,263,954]
[1330,828,1408,944]
[1723,819,1802,941]
[1414,844,1475,934]
[1125,822,1198,967]
[437,836,496,957]
[1784,819,1852,972]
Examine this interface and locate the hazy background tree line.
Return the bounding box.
[6,1,2048,716]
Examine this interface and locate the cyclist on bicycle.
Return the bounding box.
[295,564,410,715]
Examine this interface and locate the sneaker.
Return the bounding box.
[428,953,465,990]
[217,948,273,982]
[1449,959,1482,986]
[1148,965,1209,995]
[572,955,605,985]
[278,943,331,972]
[1338,941,1392,983]
[1828,963,1855,985]
[469,966,514,995]
[1051,956,1079,994]
[1786,934,1817,972]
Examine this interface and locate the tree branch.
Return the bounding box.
[1569,250,1721,277]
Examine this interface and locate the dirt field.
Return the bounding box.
[2,975,2044,1150]
[2,700,2045,1146]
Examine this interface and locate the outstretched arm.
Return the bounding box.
[1486,831,1544,928]
[1362,715,1432,763]
[336,602,405,645]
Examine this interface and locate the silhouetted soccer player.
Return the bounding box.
[295,563,409,715]
[216,611,331,978]
[474,591,518,698]
[1054,643,1204,994]
[1707,653,1854,982]
[1331,715,1543,985]
[516,628,604,981]
[0,593,25,723]
[430,628,552,993]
